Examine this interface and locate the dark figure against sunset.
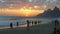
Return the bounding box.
[55,19,59,26]
[27,20,30,27]
[32,21,34,26]
[26,20,30,31]
[10,23,13,29]
[35,21,37,24]
[17,22,19,27]
[52,19,59,34]
[38,21,41,24]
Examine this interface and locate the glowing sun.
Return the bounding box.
[20,7,44,17]
[20,8,33,16]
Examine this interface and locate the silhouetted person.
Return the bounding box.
[38,21,41,24]
[10,23,13,29]
[32,21,34,26]
[53,20,59,34]
[27,20,29,27]
[35,21,37,24]
[55,20,59,26]
[52,20,59,34]
[26,20,30,31]
[17,22,19,27]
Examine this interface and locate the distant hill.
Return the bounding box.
[36,7,60,18]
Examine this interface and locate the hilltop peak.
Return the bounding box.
[36,7,60,18]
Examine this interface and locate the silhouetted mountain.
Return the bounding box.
[36,7,60,18]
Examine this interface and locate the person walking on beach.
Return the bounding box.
[10,23,13,29]
[17,22,19,27]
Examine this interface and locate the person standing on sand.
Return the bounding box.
[38,21,41,24]
[17,22,19,27]
[35,21,37,25]
[32,21,34,26]
[52,19,59,34]
[27,20,29,27]
[55,19,59,27]
[26,20,30,32]
[10,23,13,29]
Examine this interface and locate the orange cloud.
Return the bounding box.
[0,8,44,17]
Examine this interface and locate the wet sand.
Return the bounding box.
[0,22,48,29]
[0,22,55,34]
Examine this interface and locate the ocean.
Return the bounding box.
[0,16,59,27]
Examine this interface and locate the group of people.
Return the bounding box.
[10,22,19,29]
[26,20,41,27]
[10,20,41,29]
[52,19,60,34]
[26,20,41,30]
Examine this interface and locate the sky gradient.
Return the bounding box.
[0,0,60,17]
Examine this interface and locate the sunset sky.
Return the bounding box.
[0,0,60,17]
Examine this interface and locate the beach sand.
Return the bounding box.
[0,22,47,29]
[0,22,55,34]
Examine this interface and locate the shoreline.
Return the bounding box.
[0,22,48,29]
[0,24,27,29]
[0,22,54,34]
